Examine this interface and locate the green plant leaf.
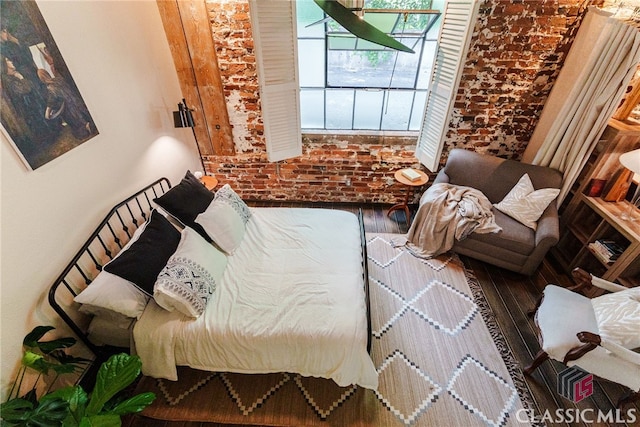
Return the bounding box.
[23,326,76,354]
[0,398,34,422]
[1,397,69,426]
[85,354,141,416]
[22,326,76,354]
[22,351,69,378]
[23,326,55,348]
[21,351,48,374]
[51,352,91,366]
[21,350,44,367]
[36,337,77,355]
[78,414,121,427]
[46,385,88,416]
[45,386,87,427]
[52,363,80,375]
[109,392,155,416]
[30,398,70,426]
[314,0,414,53]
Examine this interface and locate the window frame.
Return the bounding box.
[250,0,479,165]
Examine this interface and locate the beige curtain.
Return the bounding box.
[522,7,640,204]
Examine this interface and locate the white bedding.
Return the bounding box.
[133,208,378,390]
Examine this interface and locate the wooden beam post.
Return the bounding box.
[157,0,235,156]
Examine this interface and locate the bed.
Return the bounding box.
[48,174,377,390]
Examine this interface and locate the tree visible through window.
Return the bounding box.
[297,0,442,131]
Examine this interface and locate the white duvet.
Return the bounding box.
[133,208,378,390]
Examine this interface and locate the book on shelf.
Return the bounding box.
[400,168,422,182]
[597,239,625,256]
[588,243,614,264]
[588,239,625,264]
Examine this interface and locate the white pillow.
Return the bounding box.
[493,174,559,230]
[74,219,152,319]
[153,227,228,318]
[592,287,640,349]
[194,184,252,254]
[75,270,150,319]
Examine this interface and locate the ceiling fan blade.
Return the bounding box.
[306,16,333,28]
[313,0,415,53]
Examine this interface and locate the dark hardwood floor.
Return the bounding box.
[124,203,639,427]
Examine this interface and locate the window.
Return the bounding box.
[296,0,441,132]
[250,0,479,168]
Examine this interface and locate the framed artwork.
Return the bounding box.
[1,0,98,170]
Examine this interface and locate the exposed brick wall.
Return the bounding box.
[207,0,264,154]
[203,0,594,203]
[448,0,599,160]
[208,134,422,203]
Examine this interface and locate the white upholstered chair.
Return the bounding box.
[524,268,640,408]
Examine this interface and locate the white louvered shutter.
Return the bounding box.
[416,0,480,172]
[249,0,302,162]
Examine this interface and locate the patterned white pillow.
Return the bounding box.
[153,227,227,318]
[195,184,252,254]
[592,287,640,349]
[493,174,559,230]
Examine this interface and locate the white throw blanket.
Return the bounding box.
[404,183,502,258]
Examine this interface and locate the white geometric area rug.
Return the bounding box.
[135,233,536,427]
[364,233,534,427]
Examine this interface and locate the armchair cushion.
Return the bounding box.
[537,285,599,359]
[592,287,640,349]
[463,209,535,255]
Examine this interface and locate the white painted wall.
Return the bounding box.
[0,0,202,398]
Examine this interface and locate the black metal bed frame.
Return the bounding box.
[48,178,171,356]
[48,178,373,360]
[359,208,373,353]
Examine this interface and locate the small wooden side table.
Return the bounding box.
[200,176,218,191]
[387,169,429,226]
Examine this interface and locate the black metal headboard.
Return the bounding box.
[48,178,171,356]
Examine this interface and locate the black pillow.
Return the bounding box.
[154,171,214,240]
[104,210,181,295]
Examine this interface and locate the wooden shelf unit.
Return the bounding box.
[553,194,640,288]
[552,119,640,290]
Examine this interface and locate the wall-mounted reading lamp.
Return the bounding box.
[174,98,195,128]
[174,98,206,173]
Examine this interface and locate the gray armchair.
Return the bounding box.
[426,149,563,275]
